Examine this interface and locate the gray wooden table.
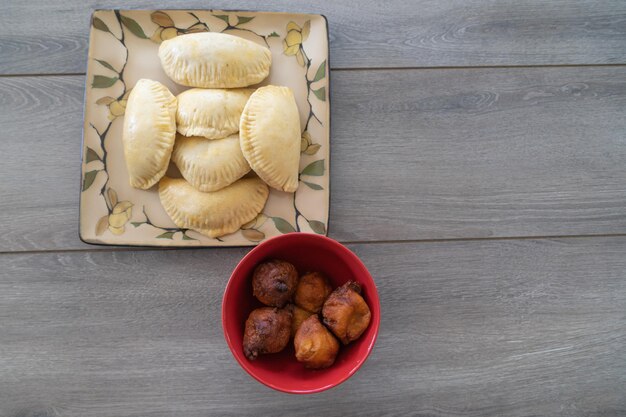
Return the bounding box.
[1,1,626,416]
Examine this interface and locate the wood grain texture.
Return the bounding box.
[1,0,626,74]
[2,3,625,417]
[331,66,626,241]
[0,76,90,251]
[1,66,626,251]
[1,237,625,416]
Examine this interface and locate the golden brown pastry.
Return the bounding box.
[175,88,254,139]
[239,85,301,192]
[158,32,271,88]
[294,271,333,313]
[158,176,269,238]
[243,307,292,361]
[288,304,314,338]
[322,281,371,345]
[294,315,339,369]
[122,79,177,189]
[252,260,298,307]
[171,134,250,192]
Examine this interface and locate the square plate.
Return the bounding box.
[80,10,330,246]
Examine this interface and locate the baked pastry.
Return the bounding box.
[294,315,340,369]
[171,134,250,192]
[322,281,371,345]
[252,259,299,307]
[240,85,301,192]
[158,32,271,88]
[243,307,292,360]
[176,88,254,139]
[158,176,269,238]
[294,271,333,313]
[122,79,177,189]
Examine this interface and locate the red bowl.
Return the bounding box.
[222,233,380,394]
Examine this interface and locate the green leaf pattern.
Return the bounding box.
[82,170,98,191]
[92,75,118,88]
[313,60,326,82]
[92,17,110,33]
[308,220,326,235]
[272,217,296,234]
[120,15,148,39]
[156,231,175,239]
[312,87,326,101]
[85,147,101,163]
[302,181,323,190]
[236,16,254,25]
[95,59,116,72]
[213,15,230,24]
[301,160,325,176]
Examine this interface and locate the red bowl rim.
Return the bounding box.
[221,233,381,394]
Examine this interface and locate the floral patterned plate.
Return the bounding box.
[80,10,330,246]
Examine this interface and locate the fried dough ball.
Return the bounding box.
[294,271,333,313]
[294,315,340,369]
[322,281,371,345]
[243,307,292,360]
[252,259,298,307]
[288,304,314,338]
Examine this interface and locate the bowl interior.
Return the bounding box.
[222,234,380,393]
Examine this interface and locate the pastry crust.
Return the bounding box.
[252,260,299,307]
[158,32,271,88]
[243,307,292,361]
[158,176,269,238]
[240,85,301,192]
[176,88,254,139]
[322,281,371,345]
[172,134,250,192]
[295,271,333,313]
[294,315,340,369]
[122,79,177,189]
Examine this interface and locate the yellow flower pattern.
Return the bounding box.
[282,21,310,66]
[151,26,179,43]
[283,21,324,157]
[107,201,133,235]
[301,131,321,155]
[149,10,209,44]
[95,189,133,236]
[95,89,132,121]
[240,213,269,242]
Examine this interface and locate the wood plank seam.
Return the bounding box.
[3,233,626,256]
[2,63,626,78]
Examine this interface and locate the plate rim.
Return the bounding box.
[78,9,331,247]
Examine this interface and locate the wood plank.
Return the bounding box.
[0,76,90,251]
[2,66,626,251]
[1,0,626,74]
[331,66,626,241]
[1,237,624,416]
